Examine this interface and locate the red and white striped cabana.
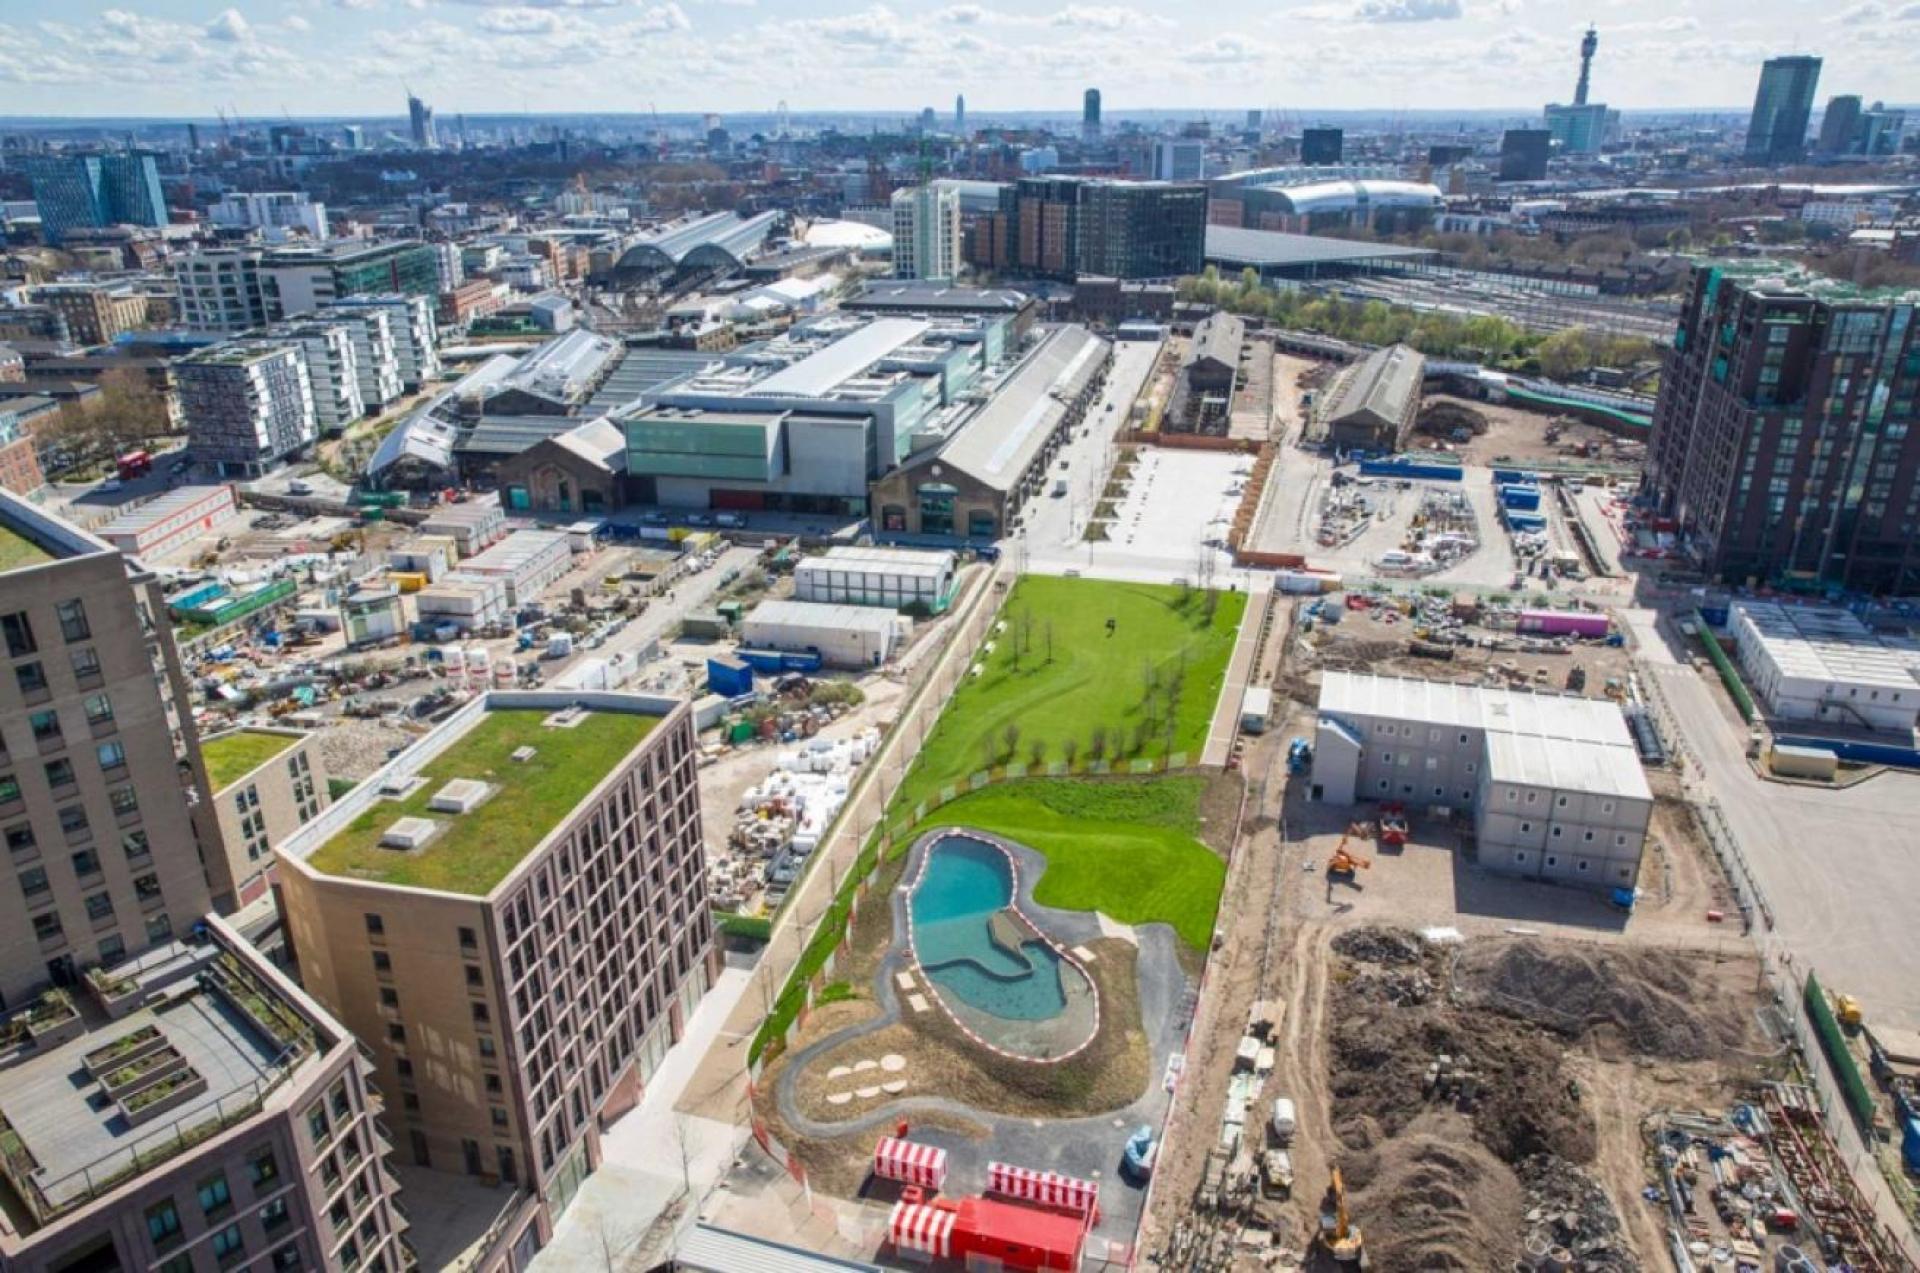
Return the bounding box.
[985,1161,1101,1219]
[872,1136,949,1189]
[889,1200,959,1258]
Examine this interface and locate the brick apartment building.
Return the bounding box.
[1648,264,1920,593]
[275,691,717,1266]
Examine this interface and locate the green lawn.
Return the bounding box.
[200,730,299,790]
[306,709,658,895]
[912,777,1226,952]
[0,525,52,572]
[898,576,1246,813]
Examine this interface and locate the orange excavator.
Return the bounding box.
[1318,1167,1367,1265]
[1327,834,1372,881]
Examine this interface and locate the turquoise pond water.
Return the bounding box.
[910,835,1069,1022]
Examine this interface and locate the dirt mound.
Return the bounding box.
[1416,399,1491,438]
[1453,940,1754,1062]
[1344,1112,1524,1273]
[1331,926,1423,966]
[1516,1154,1638,1273]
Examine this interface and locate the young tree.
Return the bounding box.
[1028,738,1046,768]
[1089,726,1108,761]
[1062,737,1080,769]
[1001,721,1021,764]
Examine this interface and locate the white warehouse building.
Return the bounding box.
[1313,671,1652,891]
[794,546,958,611]
[1729,602,1920,732]
[742,599,907,668]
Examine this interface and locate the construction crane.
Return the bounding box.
[1317,1168,1366,1265]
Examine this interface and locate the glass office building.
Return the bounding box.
[23,153,167,244]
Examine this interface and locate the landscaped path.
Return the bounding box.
[770,827,1193,1252]
[1201,576,1273,766]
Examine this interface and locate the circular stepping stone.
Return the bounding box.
[853,1059,878,1072]
[828,1066,851,1079]
[856,1086,881,1099]
[826,1092,853,1106]
[880,1054,907,1073]
[882,1080,907,1094]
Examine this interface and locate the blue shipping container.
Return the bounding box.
[1499,486,1542,511]
[1492,468,1539,487]
[1903,1117,1920,1173]
[706,657,754,698]
[1504,511,1547,531]
[1699,604,1730,627]
[1359,459,1464,483]
[735,648,826,675]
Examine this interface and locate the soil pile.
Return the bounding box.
[1516,1153,1639,1273]
[1331,926,1423,966]
[1453,940,1754,1062]
[1342,1111,1524,1273]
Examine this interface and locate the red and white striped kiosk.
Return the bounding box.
[889,1200,960,1260]
[986,1161,1101,1220]
[872,1136,949,1190]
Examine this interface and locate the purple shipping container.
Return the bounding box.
[1517,609,1611,638]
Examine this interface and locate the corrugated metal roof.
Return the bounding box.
[675,1223,881,1273]
[1204,224,1437,268]
[1319,670,1649,799]
[937,325,1105,491]
[748,318,930,398]
[746,598,901,634]
[1324,343,1423,429]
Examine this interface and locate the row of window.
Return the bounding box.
[1,599,92,659]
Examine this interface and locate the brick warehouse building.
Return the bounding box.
[1647,264,1920,593]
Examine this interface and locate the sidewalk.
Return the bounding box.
[532,965,755,1270]
[1201,579,1272,766]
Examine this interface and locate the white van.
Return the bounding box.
[1269,1097,1297,1143]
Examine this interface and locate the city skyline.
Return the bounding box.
[0,0,1911,119]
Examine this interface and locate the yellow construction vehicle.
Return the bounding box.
[1318,1167,1367,1265]
[1327,837,1371,880]
[1836,993,1865,1031]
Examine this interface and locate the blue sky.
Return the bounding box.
[0,0,1912,118]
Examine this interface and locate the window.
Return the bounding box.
[44,758,75,789]
[0,774,17,805]
[261,1196,291,1233]
[98,934,126,964]
[131,873,161,901]
[1520,822,1532,834]
[372,950,392,975]
[364,913,384,936]
[2,611,36,658]
[379,987,399,1009]
[245,1146,280,1189]
[477,1035,496,1059]
[32,912,61,942]
[83,693,113,726]
[19,865,48,898]
[1551,826,1564,839]
[3,824,29,854]
[97,741,126,772]
[1599,800,1615,815]
[158,1255,194,1273]
[210,1222,243,1265]
[471,1002,489,1025]
[198,1172,233,1216]
[71,848,100,877]
[1555,795,1568,808]
[387,1023,406,1044]
[145,912,171,942]
[124,830,150,860]
[1545,855,1558,867]
[55,600,90,643]
[1583,830,1595,842]
[70,647,100,680]
[465,965,483,987]
[1576,860,1591,873]
[306,1104,330,1145]
[491,1106,509,1128]
[458,925,478,950]
[84,892,113,922]
[15,661,46,695]
[111,787,139,818]
[270,1242,302,1271]
[30,710,60,743]
[146,1199,182,1249]
[59,805,88,839]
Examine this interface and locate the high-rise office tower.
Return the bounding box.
[1246,109,1264,133]
[1498,129,1552,181]
[1745,56,1821,165]
[1151,138,1205,182]
[955,94,966,137]
[1083,88,1102,144]
[21,152,167,244]
[1574,24,1597,105]
[1300,127,1343,165]
[1648,264,1920,592]
[0,491,217,1002]
[407,92,437,150]
[891,183,962,280]
[1817,95,1863,156]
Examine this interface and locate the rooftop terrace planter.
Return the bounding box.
[23,992,80,1049]
[83,1024,167,1080]
[83,966,145,1020]
[118,1071,209,1128]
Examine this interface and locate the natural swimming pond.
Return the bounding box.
[907,832,1100,1060]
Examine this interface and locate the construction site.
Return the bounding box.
[1133,587,1918,1273]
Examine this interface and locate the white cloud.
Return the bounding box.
[478,6,558,30]
[936,2,986,21]
[334,0,379,10]
[1353,0,1462,20]
[206,8,250,39]
[283,13,312,30]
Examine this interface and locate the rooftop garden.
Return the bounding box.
[305,708,659,895]
[0,524,53,572]
[200,730,300,791]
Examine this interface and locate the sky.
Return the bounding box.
[0,0,1913,120]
